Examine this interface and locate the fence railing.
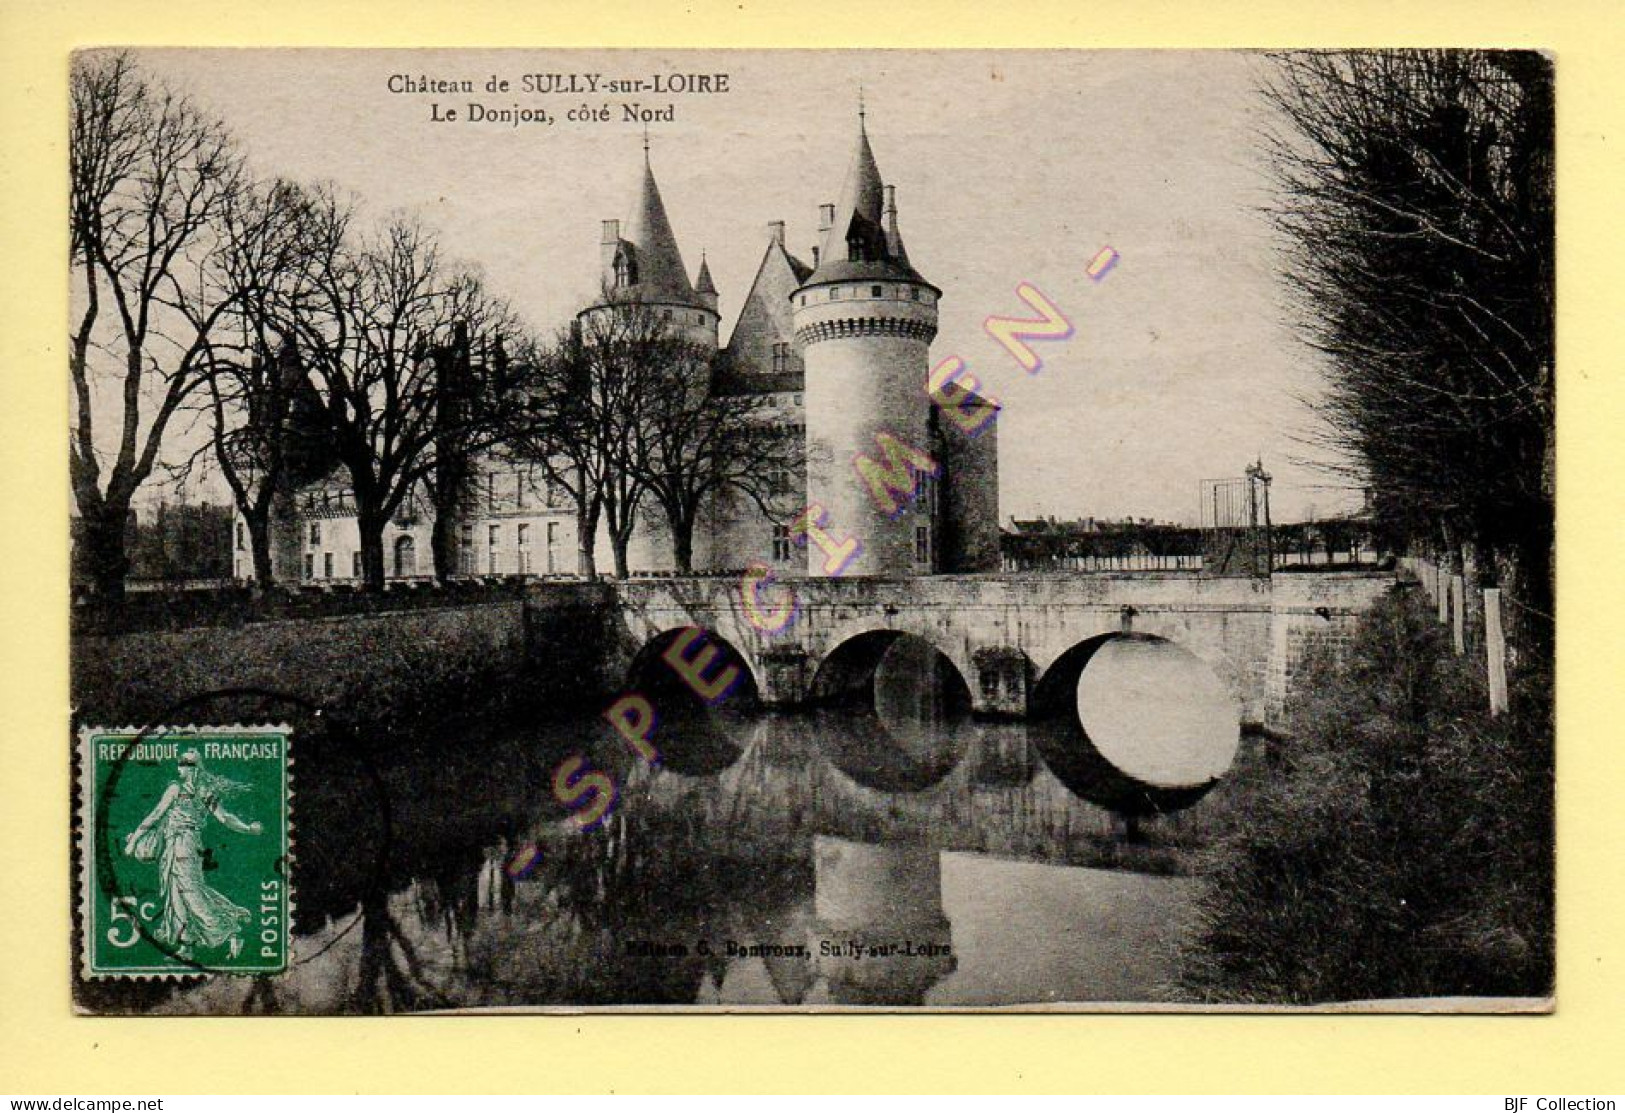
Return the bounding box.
[1002,552,1204,573]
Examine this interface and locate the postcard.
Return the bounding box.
[67,47,1554,1015]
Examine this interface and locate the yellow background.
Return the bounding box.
[2,0,1619,1094]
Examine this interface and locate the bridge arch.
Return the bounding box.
[626,625,764,705]
[807,627,975,793]
[622,626,763,776]
[810,619,975,704]
[1029,631,1241,816]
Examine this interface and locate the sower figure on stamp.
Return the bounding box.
[123,749,263,960]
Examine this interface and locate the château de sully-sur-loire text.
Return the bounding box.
[389,71,732,128]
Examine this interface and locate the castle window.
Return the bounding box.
[772,524,793,562]
[829,288,840,301]
[308,521,321,546]
[487,524,501,574]
[871,285,883,298]
[323,552,333,579]
[303,553,314,579]
[487,474,497,511]
[235,523,245,551]
[663,309,673,321]
[352,551,362,578]
[460,523,474,574]
[915,525,931,565]
[771,342,790,374]
[517,523,531,574]
[910,287,920,301]
[794,393,803,406]
[515,471,527,511]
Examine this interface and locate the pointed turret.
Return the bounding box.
[694,251,719,313]
[600,146,707,310]
[804,104,928,288]
[585,142,720,350]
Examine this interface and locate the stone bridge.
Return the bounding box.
[583,571,1394,731]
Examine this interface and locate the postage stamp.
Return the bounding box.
[78,725,293,978]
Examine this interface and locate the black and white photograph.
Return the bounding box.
[68,47,1555,1014]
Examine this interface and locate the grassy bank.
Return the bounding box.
[1174,584,1554,1003]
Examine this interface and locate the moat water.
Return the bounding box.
[87,637,1254,1013]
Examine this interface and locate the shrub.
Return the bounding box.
[1175,585,1553,1003]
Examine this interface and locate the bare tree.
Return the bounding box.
[69,52,245,601]
[633,341,801,574]
[285,204,527,590]
[506,328,603,579]
[509,302,659,579]
[1265,50,1554,632]
[510,299,799,577]
[187,179,339,587]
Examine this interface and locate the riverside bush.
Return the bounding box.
[1175,585,1553,1003]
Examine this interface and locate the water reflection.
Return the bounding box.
[117,634,1262,1016]
[132,694,1249,1016]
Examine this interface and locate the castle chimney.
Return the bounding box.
[600,219,622,286]
[883,185,898,234]
[767,220,786,246]
[818,203,836,233]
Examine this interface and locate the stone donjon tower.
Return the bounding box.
[793,109,941,578]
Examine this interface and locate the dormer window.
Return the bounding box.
[771,342,790,374]
[612,244,638,288]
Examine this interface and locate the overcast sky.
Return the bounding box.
[122,48,1360,524]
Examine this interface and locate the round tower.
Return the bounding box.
[792,108,941,577]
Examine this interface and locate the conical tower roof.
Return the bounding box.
[617,148,704,308]
[805,106,930,289]
[695,252,718,296]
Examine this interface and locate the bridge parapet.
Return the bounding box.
[558,570,1394,731]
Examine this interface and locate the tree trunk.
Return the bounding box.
[670,511,695,574]
[248,516,276,588]
[357,509,388,592]
[576,498,599,579]
[609,527,632,580]
[430,500,460,582]
[79,502,132,604]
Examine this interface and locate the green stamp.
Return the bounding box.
[79,725,292,978]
